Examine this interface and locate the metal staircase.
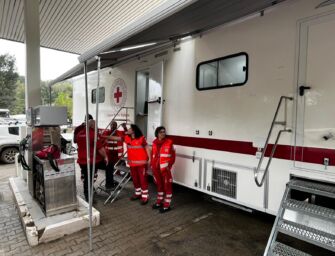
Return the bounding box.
[265,179,335,255]
[96,152,132,205]
[103,154,131,205]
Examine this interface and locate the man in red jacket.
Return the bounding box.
[76,119,108,202]
[151,126,175,213]
[101,121,124,189]
[73,114,93,143]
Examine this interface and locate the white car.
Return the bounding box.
[0,125,21,164]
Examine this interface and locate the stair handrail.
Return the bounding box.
[254,96,293,187]
[103,150,129,205]
[114,150,128,170]
[103,106,134,132]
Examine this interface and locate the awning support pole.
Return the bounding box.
[91,56,101,206]
[84,61,93,252]
[91,57,101,200]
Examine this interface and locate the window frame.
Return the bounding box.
[196,52,249,91]
[91,87,105,104]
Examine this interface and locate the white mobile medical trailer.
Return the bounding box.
[71,0,335,213]
[55,0,335,254]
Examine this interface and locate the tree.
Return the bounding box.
[0,54,19,111]
[54,90,73,120]
[11,77,25,114]
[42,81,73,120]
[11,78,73,119]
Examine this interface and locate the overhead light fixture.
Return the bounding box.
[180,35,192,41]
[99,42,158,56]
[120,42,157,51]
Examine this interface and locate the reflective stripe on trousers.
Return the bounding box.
[160,162,169,168]
[135,188,141,195]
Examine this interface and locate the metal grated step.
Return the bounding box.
[284,199,335,222]
[268,242,311,256]
[115,164,130,173]
[288,180,335,199]
[277,219,335,252]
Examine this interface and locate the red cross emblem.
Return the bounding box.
[111,78,127,106]
[114,87,123,103]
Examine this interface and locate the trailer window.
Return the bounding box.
[91,87,105,103]
[196,52,248,90]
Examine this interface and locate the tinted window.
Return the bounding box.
[196,52,248,90]
[92,87,105,103]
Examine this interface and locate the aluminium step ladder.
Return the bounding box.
[265,179,335,256]
[96,157,132,205]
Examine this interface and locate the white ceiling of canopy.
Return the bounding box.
[0,0,166,54]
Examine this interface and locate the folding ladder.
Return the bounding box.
[96,154,132,205]
[265,179,335,255]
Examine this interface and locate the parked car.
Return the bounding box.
[0,125,21,164]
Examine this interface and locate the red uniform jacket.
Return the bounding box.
[73,123,85,143]
[124,135,148,167]
[76,127,104,165]
[151,138,175,171]
[102,129,125,162]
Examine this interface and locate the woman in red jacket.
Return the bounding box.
[151,126,175,213]
[125,124,151,204]
[110,124,151,204]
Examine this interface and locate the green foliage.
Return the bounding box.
[12,79,73,119]
[0,53,73,119]
[0,54,19,111]
[53,82,73,120]
[11,78,25,115]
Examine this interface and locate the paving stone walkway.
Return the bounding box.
[0,164,276,256]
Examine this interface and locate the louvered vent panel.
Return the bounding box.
[212,167,237,199]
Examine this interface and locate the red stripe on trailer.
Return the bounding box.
[168,135,335,166]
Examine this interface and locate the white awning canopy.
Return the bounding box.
[49,0,286,85]
[0,0,168,54]
[0,0,286,85]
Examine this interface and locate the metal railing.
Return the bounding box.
[103,150,130,205]
[102,106,134,136]
[254,96,293,187]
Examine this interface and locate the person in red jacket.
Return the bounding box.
[109,124,151,204]
[76,119,108,202]
[101,121,124,189]
[151,126,175,213]
[125,124,151,204]
[73,114,93,143]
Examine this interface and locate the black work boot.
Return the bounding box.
[159,207,171,213]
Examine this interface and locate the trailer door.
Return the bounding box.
[295,12,335,171]
[147,61,164,143]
